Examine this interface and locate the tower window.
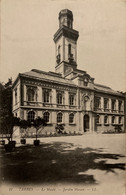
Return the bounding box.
[57,112,63,123]
[58,45,60,55]
[68,44,71,55]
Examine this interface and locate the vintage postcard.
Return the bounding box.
[0,0,126,195]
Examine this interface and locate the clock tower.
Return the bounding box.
[53,9,79,77]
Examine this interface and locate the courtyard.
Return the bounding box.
[0,133,126,195]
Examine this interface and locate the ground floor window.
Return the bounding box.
[104,115,108,124]
[57,112,62,123]
[28,111,35,122]
[119,116,122,124]
[69,113,74,123]
[43,111,50,123]
[96,115,100,124]
[112,116,115,124]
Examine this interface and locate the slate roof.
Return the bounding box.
[20,69,76,87]
[94,83,123,96]
[13,68,123,97]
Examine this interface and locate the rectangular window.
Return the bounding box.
[96,115,100,124]
[104,98,109,109]
[118,101,122,112]
[104,115,108,124]
[69,94,74,106]
[112,116,115,124]
[15,88,17,104]
[43,90,49,103]
[57,92,64,105]
[111,99,116,111]
[95,97,101,109]
[119,116,122,124]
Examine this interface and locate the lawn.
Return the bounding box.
[0,134,125,194]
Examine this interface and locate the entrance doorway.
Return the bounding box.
[84,114,89,132]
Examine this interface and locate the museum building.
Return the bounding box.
[12,9,125,135]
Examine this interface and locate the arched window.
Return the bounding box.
[28,111,35,122]
[27,88,35,101]
[104,115,108,124]
[112,116,115,124]
[57,93,63,104]
[69,113,74,123]
[96,115,100,124]
[43,112,50,123]
[43,91,49,103]
[57,112,62,123]
[68,44,71,55]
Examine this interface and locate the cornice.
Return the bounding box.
[54,26,79,43]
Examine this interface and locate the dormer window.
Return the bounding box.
[84,78,88,86]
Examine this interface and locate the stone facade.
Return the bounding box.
[12,9,125,135]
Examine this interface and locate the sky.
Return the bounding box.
[0,0,126,91]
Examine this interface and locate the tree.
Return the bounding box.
[0,79,13,136]
[18,117,47,140]
[19,119,31,138]
[2,115,20,141]
[31,117,47,140]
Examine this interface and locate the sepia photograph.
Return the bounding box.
[0,0,126,195]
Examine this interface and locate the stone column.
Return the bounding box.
[109,98,111,111]
[37,86,42,106]
[116,99,118,112]
[65,91,69,107]
[52,89,56,107]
